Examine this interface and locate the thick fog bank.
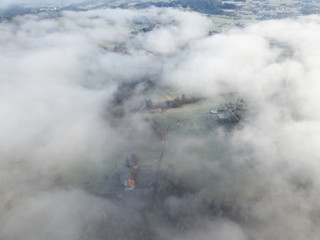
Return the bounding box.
[1,7,320,240]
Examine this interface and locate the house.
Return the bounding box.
[125,154,138,170]
[119,169,135,191]
[217,109,240,123]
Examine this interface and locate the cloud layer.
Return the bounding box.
[0,0,90,9]
[1,7,320,240]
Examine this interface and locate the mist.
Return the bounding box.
[1,7,320,240]
[0,0,91,9]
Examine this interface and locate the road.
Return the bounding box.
[150,111,211,209]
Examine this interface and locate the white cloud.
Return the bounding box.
[0,0,90,9]
[1,7,320,240]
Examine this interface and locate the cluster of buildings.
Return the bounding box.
[119,154,138,191]
[226,0,320,20]
[210,98,245,124]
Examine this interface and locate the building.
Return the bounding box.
[119,169,135,191]
[125,154,138,170]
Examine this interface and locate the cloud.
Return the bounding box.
[1,7,320,240]
[0,0,90,9]
[160,14,320,240]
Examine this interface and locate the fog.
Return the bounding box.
[0,0,91,9]
[1,7,320,240]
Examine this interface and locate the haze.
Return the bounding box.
[1,4,320,240]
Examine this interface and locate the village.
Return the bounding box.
[89,89,249,220]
